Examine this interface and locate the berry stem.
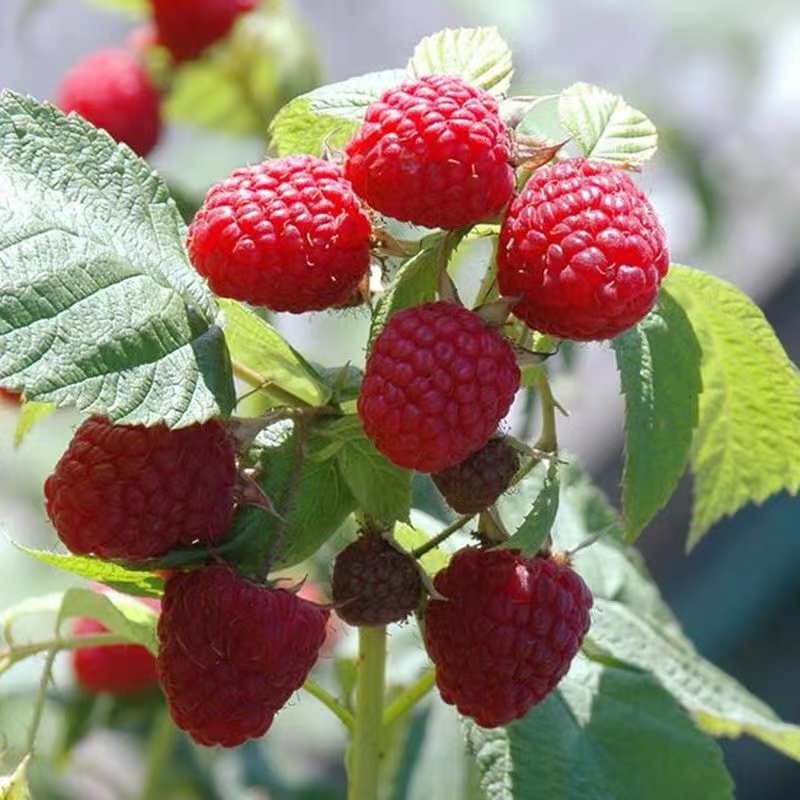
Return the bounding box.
[533,367,558,454]
[231,359,313,408]
[412,514,472,559]
[140,707,177,800]
[349,625,387,800]
[25,646,57,754]
[303,679,355,732]
[0,632,130,676]
[381,668,435,729]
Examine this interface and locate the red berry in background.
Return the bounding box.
[424,548,592,728]
[44,417,237,561]
[72,596,160,695]
[331,534,422,626]
[151,0,256,62]
[187,156,372,313]
[157,564,330,747]
[358,302,520,473]
[431,436,520,515]
[56,49,161,158]
[0,388,21,405]
[497,157,669,341]
[345,75,514,229]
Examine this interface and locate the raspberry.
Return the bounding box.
[151,0,256,62]
[72,596,160,695]
[56,49,161,158]
[44,417,237,561]
[358,302,520,473]
[431,437,520,515]
[187,156,372,312]
[157,564,329,747]
[424,548,592,728]
[331,534,422,626]
[497,157,669,341]
[0,388,20,405]
[344,75,514,229]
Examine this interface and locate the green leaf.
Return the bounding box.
[558,83,658,165]
[611,287,701,539]
[220,299,330,408]
[222,420,357,573]
[501,457,559,555]
[324,415,412,523]
[466,655,733,800]
[269,69,407,157]
[83,0,145,13]
[407,27,513,97]
[0,757,31,800]
[0,92,235,427]
[588,599,800,762]
[13,400,55,447]
[664,265,800,545]
[165,6,319,136]
[13,543,164,598]
[57,587,158,653]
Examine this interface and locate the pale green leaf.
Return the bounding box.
[501,457,559,555]
[57,587,158,653]
[466,655,733,800]
[220,299,330,408]
[664,265,800,545]
[0,757,31,800]
[612,287,701,539]
[83,0,145,13]
[325,415,412,523]
[13,543,164,598]
[165,6,319,135]
[408,27,513,97]
[13,400,55,447]
[269,69,406,157]
[558,83,658,165]
[0,92,235,427]
[588,598,800,762]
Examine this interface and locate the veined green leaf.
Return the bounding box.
[0,92,234,427]
[664,265,800,546]
[466,655,733,800]
[558,83,657,165]
[612,287,701,539]
[407,27,513,97]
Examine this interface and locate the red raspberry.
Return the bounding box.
[157,564,330,747]
[44,417,237,561]
[331,534,422,626]
[358,302,520,473]
[187,156,372,312]
[424,548,592,728]
[0,388,21,405]
[151,0,256,62]
[344,75,514,229]
[56,49,161,158]
[72,596,160,695]
[431,437,520,515]
[497,157,669,340]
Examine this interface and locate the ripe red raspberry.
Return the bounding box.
[331,534,422,626]
[344,75,514,229]
[151,0,256,62]
[497,157,669,340]
[157,564,330,747]
[44,417,237,561]
[358,302,520,473]
[72,596,160,695]
[56,49,161,158]
[424,548,592,728]
[187,156,372,312]
[431,437,520,515]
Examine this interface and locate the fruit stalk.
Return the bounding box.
[349,625,387,800]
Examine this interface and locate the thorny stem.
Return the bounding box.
[0,632,126,676]
[231,359,313,409]
[140,707,178,800]
[382,669,436,729]
[411,515,472,560]
[349,626,387,800]
[303,680,355,732]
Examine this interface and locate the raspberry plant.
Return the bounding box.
[0,9,799,799]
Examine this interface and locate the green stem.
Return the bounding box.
[303,679,355,732]
[231,359,311,408]
[533,368,558,454]
[412,515,472,560]
[26,647,57,754]
[382,669,435,729]
[140,708,177,800]
[349,626,387,800]
[0,632,127,677]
